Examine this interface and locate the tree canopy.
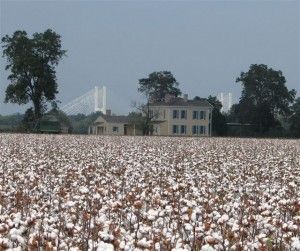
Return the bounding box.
[289,97,300,137]
[235,64,296,132]
[138,71,181,102]
[2,29,66,129]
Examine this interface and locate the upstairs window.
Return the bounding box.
[173,110,179,119]
[193,111,198,119]
[181,110,187,119]
[200,111,206,119]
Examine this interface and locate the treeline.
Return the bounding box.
[132,67,300,138]
[0,111,101,134]
[1,29,299,137]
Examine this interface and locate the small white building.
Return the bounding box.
[88,114,142,136]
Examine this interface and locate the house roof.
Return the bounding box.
[95,115,129,124]
[149,97,212,107]
[40,114,59,122]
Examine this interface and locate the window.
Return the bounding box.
[181,125,186,134]
[200,125,204,134]
[193,111,198,119]
[173,110,179,119]
[200,111,206,119]
[172,125,178,134]
[163,110,166,119]
[192,125,206,135]
[181,110,187,119]
[113,126,119,132]
[192,125,197,135]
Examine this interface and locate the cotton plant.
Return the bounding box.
[0,134,299,250]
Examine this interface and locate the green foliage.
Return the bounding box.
[289,97,300,137]
[207,95,227,136]
[47,108,72,130]
[1,29,66,126]
[128,112,144,129]
[22,108,36,131]
[226,104,240,123]
[236,64,296,133]
[69,112,102,134]
[128,111,151,135]
[138,71,181,102]
[0,113,24,132]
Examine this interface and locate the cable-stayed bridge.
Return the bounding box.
[61,86,106,115]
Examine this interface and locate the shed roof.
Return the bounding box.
[95,115,129,124]
[40,114,59,122]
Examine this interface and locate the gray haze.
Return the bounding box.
[1,0,299,115]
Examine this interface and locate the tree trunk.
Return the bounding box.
[32,98,42,131]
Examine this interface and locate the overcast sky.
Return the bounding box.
[1,0,299,115]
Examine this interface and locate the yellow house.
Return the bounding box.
[148,94,213,136]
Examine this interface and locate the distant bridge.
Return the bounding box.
[61,86,106,115]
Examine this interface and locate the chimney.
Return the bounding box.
[106,109,111,116]
[183,94,188,102]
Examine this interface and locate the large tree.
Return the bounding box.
[2,29,66,128]
[236,64,296,133]
[138,71,181,103]
[289,97,300,137]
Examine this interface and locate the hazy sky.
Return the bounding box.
[1,0,299,115]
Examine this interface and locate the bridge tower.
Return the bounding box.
[61,86,107,115]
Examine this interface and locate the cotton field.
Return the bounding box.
[0,134,299,251]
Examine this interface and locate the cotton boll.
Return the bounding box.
[201,244,215,251]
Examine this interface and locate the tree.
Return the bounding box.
[206,96,227,136]
[69,112,102,134]
[128,112,147,134]
[137,71,181,135]
[138,71,181,103]
[131,101,158,135]
[2,29,66,129]
[289,97,300,137]
[236,64,296,133]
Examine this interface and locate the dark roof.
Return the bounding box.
[227,122,254,126]
[40,114,59,122]
[100,115,129,124]
[150,97,212,107]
